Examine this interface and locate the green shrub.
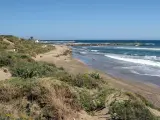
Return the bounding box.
[89,72,100,79]
[135,93,154,108]
[79,89,111,112]
[0,52,34,67]
[58,73,102,89]
[74,74,100,89]
[0,52,13,67]
[0,35,55,56]
[109,100,157,120]
[11,61,57,78]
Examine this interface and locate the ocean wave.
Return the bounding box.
[80,52,87,54]
[105,54,160,67]
[144,56,160,61]
[131,70,160,77]
[91,50,98,52]
[145,43,155,46]
[115,47,160,51]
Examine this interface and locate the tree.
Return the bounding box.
[29,36,34,40]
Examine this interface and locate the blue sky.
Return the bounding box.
[0,0,160,40]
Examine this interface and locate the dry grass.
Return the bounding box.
[0,78,81,120]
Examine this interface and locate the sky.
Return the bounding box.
[0,0,160,40]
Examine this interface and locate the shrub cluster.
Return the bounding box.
[57,73,103,89]
[79,89,112,112]
[0,52,33,67]
[109,100,157,120]
[0,35,55,56]
[11,61,57,78]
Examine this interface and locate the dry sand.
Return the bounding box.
[0,68,11,81]
[35,45,160,108]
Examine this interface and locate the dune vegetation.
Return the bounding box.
[0,35,160,120]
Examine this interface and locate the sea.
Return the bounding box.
[40,40,160,86]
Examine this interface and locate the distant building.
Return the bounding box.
[35,39,39,43]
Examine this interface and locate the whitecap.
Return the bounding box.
[115,47,160,51]
[131,70,160,77]
[80,52,87,54]
[91,50,98,52]
[105,54,160,67]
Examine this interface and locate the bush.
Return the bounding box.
[74,74,100,89]
[0,52,34,67]
[79,89,111,112]
[135,93,154,108]
[109,100,157,120]
[11,61,57,78]
[0,35,55,56]
[89,72,100,79]
[0,52,13,67]
[58,73,102,89]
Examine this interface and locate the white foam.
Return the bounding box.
[91,50,98,52]
[105,54,160,67]
[116,47,160,51]
[131,70,160,77]
[80,52,87,54]
[144,56,160,61]
[145,43,155,46]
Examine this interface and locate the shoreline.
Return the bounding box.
[75,57,160,107]
[35,45,160,107]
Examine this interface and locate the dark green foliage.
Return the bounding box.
[0,52,33,67]
[58,66,64,70]
[0,51,59,79]
[11,61,57,78]
[73,74,100,89]
[109,100,157,120]
[58,73,102,89]
[79,89,111,112]
[89,72,100,79]
[0,52,13,67]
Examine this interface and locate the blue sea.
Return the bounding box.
[41,40,160,86]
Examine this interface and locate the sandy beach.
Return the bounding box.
[34,45,160,108]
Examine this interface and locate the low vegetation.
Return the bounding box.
[0,35,159,120]
[109,100,156,120]
[0,35,55,56]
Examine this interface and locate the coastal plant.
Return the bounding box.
[135,93,156,109]
[0,78,81,120]
[109,100,157,120]
[79,88,113,112]
[0,52,13,67]
[73,73,100,89]
[10,61,57,78]
[0,35,55,56]
[0,51,34,67]
[89,72,100,79]
[58,73,102,89]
